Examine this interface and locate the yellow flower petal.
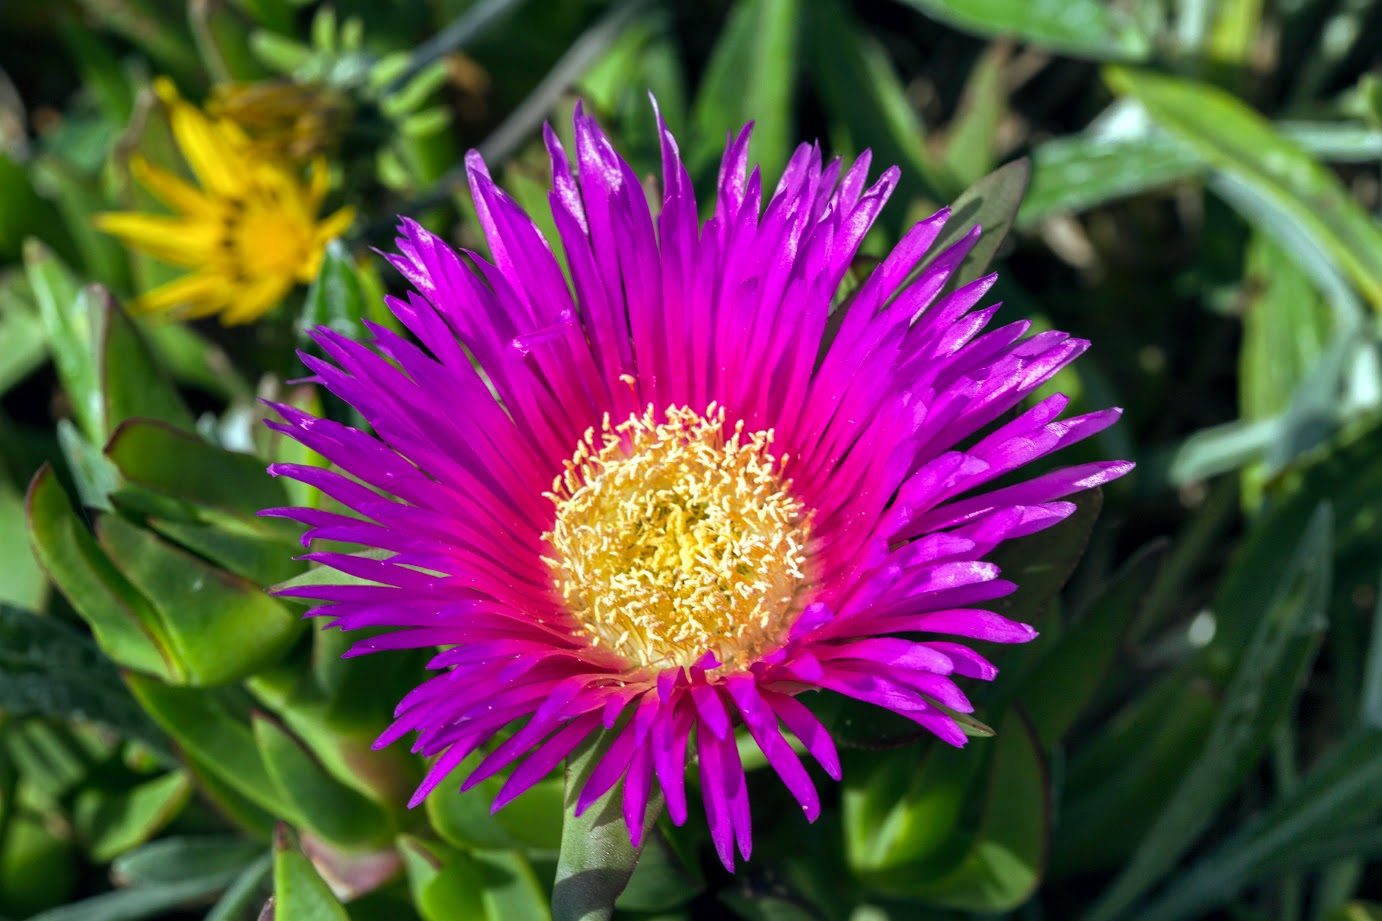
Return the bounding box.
[129,155,214,215]
[93,212,220,267]
[219,275,294,326]
[128,270,229,317]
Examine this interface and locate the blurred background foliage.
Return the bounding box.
[0,0,1380,919]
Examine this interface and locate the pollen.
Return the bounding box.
[543,404,811,671]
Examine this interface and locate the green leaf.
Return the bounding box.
[4,720,101,803]
[805,0,942,203]
[989,487,1102,627]
[270,553,387,595]
[299,240,384,342]
[205,853,273,921]
[57,419,122,512]
[398,837,486,921]
[272,825,352,921]
[1128,726,1382,921]
[689,0,799,181]
[1239,234,1332,423]
[25,466,179,681]
[1053,674,1218,876]
[425,748,564,852]
[615,825,703,913]
[0,812,78,918]
[1327,905,1382,921]
[143,323,252,401]
[113,835,262,888]
[70,0,203,79]
[879,709,1048,911]
[74,770,193,862]
[253,714,394,849]
[1082,504,1333,921]
[146,517,305,587]
[1017,541,1167,747]
[24,240,102,442]
[922,157,1033,295]
[0,272,47,397]
[1021,134,1202,226]
[97,514,302,686]
[23,836,255,921]
[104,421,291,526]
[844,736,983,876]
[941,46,1009,189]
[0,480,46,610]
[124,672,298,821]
[1105,67,1382,311]
[95,287,193,433]
[0,602,170,757]
[1020,120,1382,228]
[1363,566,1382,731]
[552,728,664,921]
[473,850,551,921]
[892,0,1150,62]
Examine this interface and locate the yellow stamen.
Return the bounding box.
[544,404,811,671]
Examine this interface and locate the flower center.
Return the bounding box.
[544,404,810,671]
[226,192,314,279]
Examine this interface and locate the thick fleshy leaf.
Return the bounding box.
[22,836,257,921]
[425,749,565,852]
[23,240,100,441]
[97,514,303,686]
[399,836,486,921]
[94,286,193,433]
[552,728,665,921]
[113,835,262,887]
[104,420,292,528]
[124,672,299,821]
[0,811,78,918]
[204,854,273,921]
[253,714,395,849]
[25,466,179,681]
[0,480,46,610]
[271,825,351,921]
[146,517,306,587]
[1083,504,1332,921]
[614,826,705,913]
[844,736,984,875]
[865,708,1048,910]
[0,270,47,396]
[892,0,1151,62]
[74,770,193,863]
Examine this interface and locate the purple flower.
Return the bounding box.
[264,104,1132,871]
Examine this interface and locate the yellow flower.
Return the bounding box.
[95,78,355,325]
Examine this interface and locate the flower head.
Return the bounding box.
[265,104,1132,870]
[95,78,355,325]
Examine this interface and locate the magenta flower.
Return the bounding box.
[264,105,1132,870]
